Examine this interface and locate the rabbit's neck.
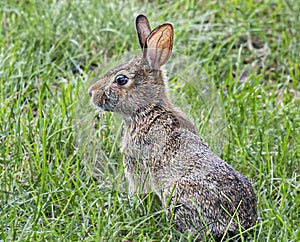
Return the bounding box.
[123,104,168,124]
[122,103,198,135]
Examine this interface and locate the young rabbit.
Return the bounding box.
[88,14,257,239]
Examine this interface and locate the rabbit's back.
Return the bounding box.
[163,133,257,236]
[122,107,257,237]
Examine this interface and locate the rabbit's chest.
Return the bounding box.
[122,124,175,171]
[122,130,167,159]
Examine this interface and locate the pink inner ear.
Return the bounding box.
[145,24,173,70]
[146,48,168,70]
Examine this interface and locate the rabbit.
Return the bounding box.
[88,14,257,239]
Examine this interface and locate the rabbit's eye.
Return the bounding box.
[115,75,129,85]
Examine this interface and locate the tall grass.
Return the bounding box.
[0,0,299,241]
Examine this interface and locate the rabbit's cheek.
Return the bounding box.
[102,88,122,111]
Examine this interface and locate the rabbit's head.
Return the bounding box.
[88,15,174,120]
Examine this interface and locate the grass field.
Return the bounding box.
[1,0,299,241]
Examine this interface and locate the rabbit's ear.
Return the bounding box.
[136,14,151,49]
[145,23,173,70]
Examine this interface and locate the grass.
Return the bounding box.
[0,0,299,241]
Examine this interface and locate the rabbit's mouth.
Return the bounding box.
[92,99,114,112]
[89,89,116,112]
[98,104,114,112]
[89,97,112,112]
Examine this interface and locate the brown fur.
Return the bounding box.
[88,15,257,239]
